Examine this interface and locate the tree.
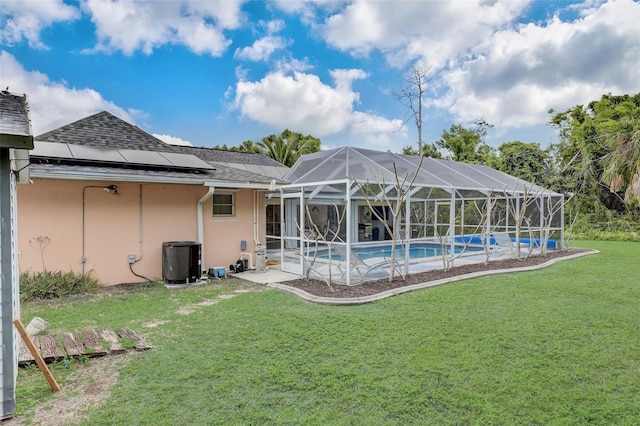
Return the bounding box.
[401,143,441,158]
[550,92,640,211]
[437,120,494,163]
[257,129,321,167]
[496,141,551,186]
[393,64,431,154]
[600,116,640,207]
[212,140,261,153]
[236,140,262,153]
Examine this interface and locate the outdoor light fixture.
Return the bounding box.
[104,184,118,196]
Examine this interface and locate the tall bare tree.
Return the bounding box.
[393,64,431,155]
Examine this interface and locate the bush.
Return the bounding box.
[20,270,100,302]
[567,229,640,242]
[566,205,640,242]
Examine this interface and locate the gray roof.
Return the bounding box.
[36,111,168,151]
[0,90,34,149]
[32,111,288,185]
[35,111,283,167]
[169,144,285,167]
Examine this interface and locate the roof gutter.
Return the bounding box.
[29,169,207,185]
[204,180,279,190]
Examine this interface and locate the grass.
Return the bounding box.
[16,241,640,425]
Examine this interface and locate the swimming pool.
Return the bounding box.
[316,242,482,261]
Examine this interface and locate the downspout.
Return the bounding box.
[136,184,144,261]
[197,186,215,272]
[253,190,261,246]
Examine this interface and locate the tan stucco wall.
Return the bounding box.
[17,179,266,286]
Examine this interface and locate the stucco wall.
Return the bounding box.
[17,179,266,286]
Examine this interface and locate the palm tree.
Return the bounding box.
[600,117,640,206]
[257,129,320,167]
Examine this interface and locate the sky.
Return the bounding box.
[1,0,639,153]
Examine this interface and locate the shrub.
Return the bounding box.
[566,207,640,242]
[20,270,100,302]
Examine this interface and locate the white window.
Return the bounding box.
[212,193,234,216]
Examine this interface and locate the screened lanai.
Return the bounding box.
[270,147,564,286]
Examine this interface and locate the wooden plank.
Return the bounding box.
[81,329,107,357]
[61,332,84,357]
[19,340,35,365]
[39,334,65,362]
[99,329,125,354]
[118,328,152,351]
[13,318,60,392]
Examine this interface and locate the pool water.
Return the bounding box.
[318,243,481,261]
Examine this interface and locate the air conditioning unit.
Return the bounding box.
[162,241,201,284]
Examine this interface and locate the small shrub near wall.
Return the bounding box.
[19,271,100,302]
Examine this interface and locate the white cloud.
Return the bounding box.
[234,35,290,61]
[274,58,312,73]
[437,0,640,128]
[0,0,79,48]
[235,19,290,62]
[153,134,193,146]
[234,71,354,135]
[0,51,134,135]
[348,111,405,148]
[233,69,400,147]
[330,69,367,93]
[319,0,529,69]
[82,0,245,55]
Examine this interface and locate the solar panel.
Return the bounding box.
[31,141,73,159]
[68,145,125,162]
[32,142,215,172]
[119,149,173,166]
[159,152,214,169]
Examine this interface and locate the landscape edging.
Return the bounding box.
[266,249,600,306]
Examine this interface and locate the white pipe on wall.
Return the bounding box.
[136,184,144,261]
[197,187,215,271]
[253,190,261,246]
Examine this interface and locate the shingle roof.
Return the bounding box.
[36,111,169,151]
[32,111,288,184]
[169,145,285,167]
[0,90,34,149]
[35,111,286,168]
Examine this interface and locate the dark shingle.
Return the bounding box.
[35,111,287,169]
[169,145,285,167]
[36,111,169,151]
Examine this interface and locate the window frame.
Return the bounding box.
[212,192,235,217]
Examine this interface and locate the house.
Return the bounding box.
[0,90,34,419]
[18,111,288,286]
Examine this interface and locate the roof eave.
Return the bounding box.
[0,133,34,150]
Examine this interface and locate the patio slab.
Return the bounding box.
[231,268,302,284]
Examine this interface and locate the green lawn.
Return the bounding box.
[17,241,640,425]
